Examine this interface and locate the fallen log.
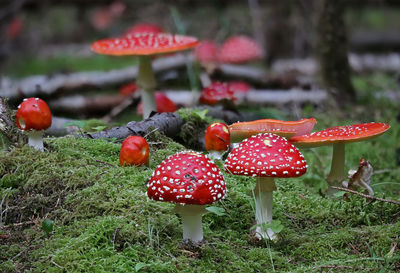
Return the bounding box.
[86,112,184,141]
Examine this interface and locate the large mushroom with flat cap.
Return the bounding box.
[91,33,198,118]
[16,97,52,151]
[290,122,390,196]
[225,133,307,240]
[147,151,226,243]
[229,118,317,144]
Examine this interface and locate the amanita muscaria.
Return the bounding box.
[229,118,317,143]
[16,97,52,151]
[119,136,149,166]
[225,133,307,240]
[147,151,226,243]
[218,35,263,64]
[199,81,236,105]
[136,92,178,116]
[290,122,390,196]
[204,122,230,160]
[91,33,198,118]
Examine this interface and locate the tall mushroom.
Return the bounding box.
[225,133,307,240]
[16,97,52,151]
[290,122,390,196]
[147,151,226,243]
[91,33,198,118]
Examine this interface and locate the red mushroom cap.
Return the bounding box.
[118,82,138,97]
[147,151,226,205]
[205,122,230,152]
[224,133,307,178]
[229,118,317,142]
[120,136,149,166]
[16,98,52,131]
[199,81,236,105]
[194,40,219,64]
[123,23,164,36]
[91,33,198,56]
[290,122,391,148]
[218,35,263,64]
[137,92,178,116]
[228,81,251,94]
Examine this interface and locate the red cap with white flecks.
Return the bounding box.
[224,133,307,178]
[218,35,263,64]
[290,122,390,148]
[16,98,52,131]
[147,151,226,205]
[91,33,198,56]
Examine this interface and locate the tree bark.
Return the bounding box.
[316,0,356,104]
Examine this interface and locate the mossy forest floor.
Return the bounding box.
[1,76,400,272]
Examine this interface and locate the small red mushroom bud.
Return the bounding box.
[16,97,52,151]
[119,136,149,166]
[137,92,178,116]
[205,122,230,160]
[118,82,138,97]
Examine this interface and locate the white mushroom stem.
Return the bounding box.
[137,56,157,118]
[254,177,277,240]
[326,142,346,196]
[27,130,44,151]
[173,204,206,243]
[207,150,224,161]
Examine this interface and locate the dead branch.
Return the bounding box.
[86,112,184,141]
[332,186,400,205]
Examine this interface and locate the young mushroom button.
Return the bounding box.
[119,136,149,166]
[147,151,226,243]
[16,97,52,151]
[205,122,230,160]
[224,133,307,240]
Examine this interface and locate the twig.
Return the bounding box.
[332,186,400,205]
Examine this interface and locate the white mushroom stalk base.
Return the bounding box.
[326,142,346,196]
[27,130,44,151]
[173,204,207,243]
[138,55,157,118]
[207,150,225,161]
[254,177,277,240]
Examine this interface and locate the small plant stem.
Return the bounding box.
[174,204,206,243]
[137,55,157,118]
[326,142,345,196]
[27,130,44,151]
[254,177,277,240]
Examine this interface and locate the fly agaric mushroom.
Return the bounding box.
[137,92,178,116]
[91,33,198,118]
[123,23,164,36]
[147,151,226,243]
[218,35,263,64]
[205,122,230,160]
[229,118,317,144]
[224,133,307,240]
[199,81,236,105]
[118,82,138,97]
[290,122,390,196]
[120,136,149,166]
[16,98,52,151]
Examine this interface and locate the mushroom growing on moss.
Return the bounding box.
[16,97,52,151]
[120,136,149,166]
[147,151,226,243]
[225,133,307,240]
[204,122,230,160]
[290,122,390,196]
[91,33,198,118]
